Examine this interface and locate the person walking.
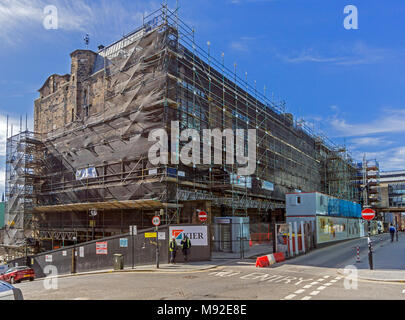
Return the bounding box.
[389,224,396,242]
[169,236,178,264]
[181,235,191,262]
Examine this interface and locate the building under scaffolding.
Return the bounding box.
[4,6,360,251]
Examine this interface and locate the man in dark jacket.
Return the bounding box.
[389,224,396,242]
[181,235,191,262]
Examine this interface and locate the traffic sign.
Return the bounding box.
[152,216,161,226]
[198,211,208,222]
[361,208,375,221]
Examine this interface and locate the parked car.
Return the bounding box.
[0,281,23,300]
[0,266,35,284]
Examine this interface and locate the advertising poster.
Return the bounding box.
[96,241,108,255]
[169,226,208,246]
[316,216,348,244]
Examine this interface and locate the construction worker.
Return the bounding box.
[169,236,178,264]
[181,235,191,262]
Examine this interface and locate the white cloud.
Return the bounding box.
[278,42,392,66]
[350,137,393,148]
[330,108,405,137]
[0,0,158,45]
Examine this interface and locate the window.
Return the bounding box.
[71,109,75,122]
[297,196,301,204]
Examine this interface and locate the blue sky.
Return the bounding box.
[0,0,404,194]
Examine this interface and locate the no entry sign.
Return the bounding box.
[361,208,376,221]
[198,211,208,222]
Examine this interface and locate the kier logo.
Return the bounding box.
[169,226,208,246]
[172,229,184,241]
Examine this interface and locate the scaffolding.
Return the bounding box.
[4,130,43,247]
[4,4,360,249]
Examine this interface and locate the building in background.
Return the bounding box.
[3,6,360,253]
[380,170,405,230]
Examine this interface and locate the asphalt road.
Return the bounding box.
[14,233,405,300]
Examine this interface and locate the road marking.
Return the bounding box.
[402,289,405,294]
[330,279,338,283]
[294,289,305,294]
[303,285,312,289]
[323,275,330,279]
[335,277,342,280]
[284,294,296,300]
[301,296,312,300]
[324,283,333,286]
[317,286,326,290]
[310,281,319,285]
[310,291,320,296]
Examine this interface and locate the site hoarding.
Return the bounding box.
[316,216,370,244]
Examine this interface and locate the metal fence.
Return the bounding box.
[210,222,274,259]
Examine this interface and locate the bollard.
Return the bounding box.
[356,246,360,263]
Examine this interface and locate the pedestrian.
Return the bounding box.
[169,236,178,264]
[389,224,396,242]
[181,235,191,262]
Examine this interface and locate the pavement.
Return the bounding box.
[53,243,273,279]
[336,232,405,282]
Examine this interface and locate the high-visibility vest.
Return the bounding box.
[169,240,177,251]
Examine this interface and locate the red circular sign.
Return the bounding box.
[198,211,208,222]
[361,208,375,221]
[152,216,161,226]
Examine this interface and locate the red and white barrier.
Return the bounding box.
[356,246,360,262]
[255,252,285,268]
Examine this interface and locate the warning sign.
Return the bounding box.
[96,242,108,255]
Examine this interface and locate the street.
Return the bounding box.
[14,233,405,300]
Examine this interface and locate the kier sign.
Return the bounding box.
[361,208,376,221]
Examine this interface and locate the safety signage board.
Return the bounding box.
[96,242,108,255]
[120,238,128,247]
[145,232,157,238]
[45,255,52,262]
[158,232,166,240]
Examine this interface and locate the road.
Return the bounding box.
[14,233,405,300]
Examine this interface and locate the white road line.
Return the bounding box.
[284,294,296,300]
[335,277,342,280]
[310,281,319,285]
[303,285,312,289]
[324,283,333,286]
[330,279,338,283]
[317,278,325,282]
[301,296,312,300]
[323,275,330,279]
[317,286,326,290]
[310,291,320,296]
[402,289,405,294]
[294,289,305,294]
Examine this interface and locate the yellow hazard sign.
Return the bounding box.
[145,232,157,238]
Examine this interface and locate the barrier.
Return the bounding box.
[272,252,286,263]
[255,252,285,268]
[255,255,269,268]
